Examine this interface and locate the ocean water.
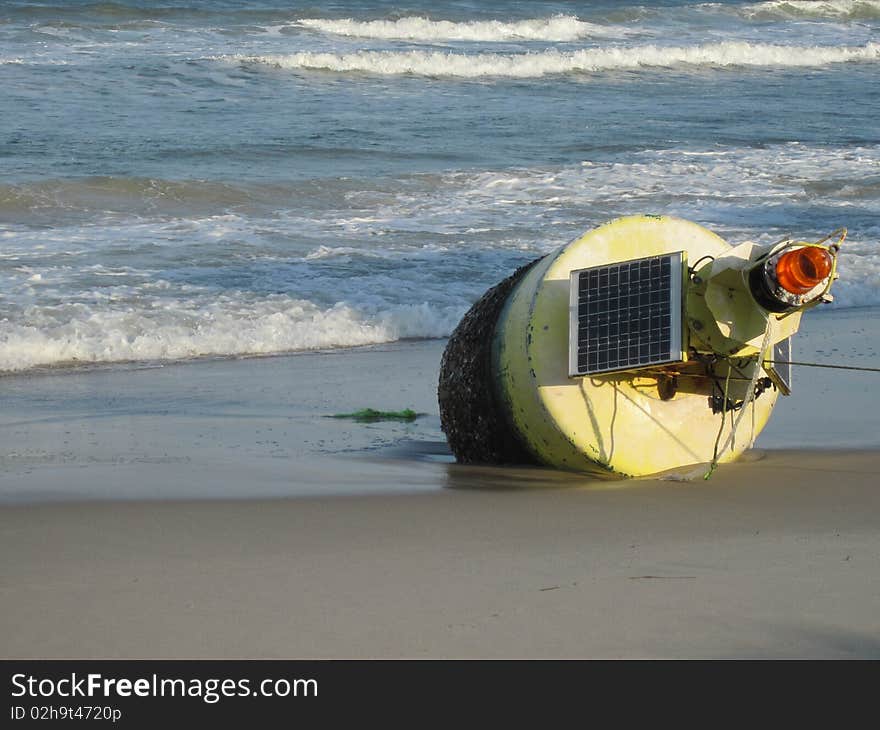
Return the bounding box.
[1,0,878,371]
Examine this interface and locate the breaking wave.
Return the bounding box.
[0,297,462,372]
[742,0,880,20]
[295,15,619,42]
[235,41,880,78]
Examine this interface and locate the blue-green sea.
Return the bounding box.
[1,0,878,371]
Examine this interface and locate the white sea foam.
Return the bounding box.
[236,41,880,78]
[742,0,880,20]
[835,247,880,308]
[0,296,462,372]
[295,15,620,42]
[0,56,69,66]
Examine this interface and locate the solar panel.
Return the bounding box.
[764,337,792,395]
[568,252,685,377]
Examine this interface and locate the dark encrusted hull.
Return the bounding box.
[437,258,542,465]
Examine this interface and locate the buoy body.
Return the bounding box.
[439,215,787,478]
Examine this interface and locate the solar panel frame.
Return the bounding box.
[568,251,685,377]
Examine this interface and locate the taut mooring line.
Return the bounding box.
[767,360,880,374]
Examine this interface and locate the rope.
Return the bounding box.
[763,360,880,374]
[669,360,880,378]
[704,364,733,480]
[704,326,773,480]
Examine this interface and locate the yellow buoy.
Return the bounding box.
[438,215,842,478]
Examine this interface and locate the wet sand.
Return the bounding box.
[1,308,878,657]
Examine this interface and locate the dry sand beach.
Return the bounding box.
[1,307,878,658]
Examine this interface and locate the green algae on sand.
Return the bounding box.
[329,408,422,423]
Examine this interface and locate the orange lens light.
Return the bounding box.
[775,247,833,295]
